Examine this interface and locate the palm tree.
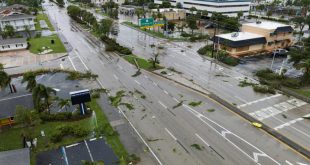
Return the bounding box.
[32,84,56,113]
[58,98,71,112]
[0,63,12,93]
[22,72,37,92]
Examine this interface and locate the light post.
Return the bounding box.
[270,51,276,70]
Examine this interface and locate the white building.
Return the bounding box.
[0,11,35,32]
[0,38,27,52]
[154,0,251,17]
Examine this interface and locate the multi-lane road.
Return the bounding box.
[19,2,310,165]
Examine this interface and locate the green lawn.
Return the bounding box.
[28,35,66,54]
[35,14,55,31]
[292,88,310,98]
[123,55,163,71]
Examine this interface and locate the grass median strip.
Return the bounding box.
[123,55,163,71]
[35,14,55,31]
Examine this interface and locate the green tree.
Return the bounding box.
[135,8,145,23]
[22,72,37,92]
[176,2,182,9]
[291,16,306,41]
[56,0,65,7]
[237,11,243,20]
[189,6,197,14]
[148,2,156,9]
[161,0,171,8]
[58,98,71,111]
[1,25,15,39]
[0,64,12,93]
[97,19,113,36]
[186,15,198,35]
[266,10,272,18]
[32,84,56,113]
[15,106,38,127]
[288,43,310,81]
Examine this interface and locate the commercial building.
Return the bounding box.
[151,8,186,21]
[214,21,294,57]
[0,38,28,52]
[0,9,35,32]
[154,0,251,17]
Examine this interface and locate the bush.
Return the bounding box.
[197,45,212,55]
[50,131,63,143]
[221,56,240,66]
[282,78,301,89]
[50,125,89,143]
[73,127,89,137]
[101,35,132,55]
[40,112,72,121]
[180,32,192,37]
[253,85,276,94]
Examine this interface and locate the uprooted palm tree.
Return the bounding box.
[58,98,71,112]
[22,72,37,92]
[32,84,56,113]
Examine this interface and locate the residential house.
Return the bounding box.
[214,21,294,57]
[0,38,28,52]
[0,11,35,32]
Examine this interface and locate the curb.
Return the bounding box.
[147,70,310,159]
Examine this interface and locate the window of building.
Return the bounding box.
[236,46,249,52]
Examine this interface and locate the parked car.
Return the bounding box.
[287,45,304,51]
[273,48,288,56]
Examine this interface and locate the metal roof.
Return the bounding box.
[0,13,35,21]
[0,38,27,45]
[213,35,267,48]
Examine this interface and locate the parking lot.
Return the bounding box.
[36,137,119,165]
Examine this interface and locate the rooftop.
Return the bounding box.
[0,38,27,45]
[0,148,30,165]
[216,32,264,41]
[152,8,186,12]
[0,12,35,21]
[243,21,291,30]
[0,94,33,119]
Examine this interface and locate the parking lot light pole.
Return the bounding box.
[270,51,276,70]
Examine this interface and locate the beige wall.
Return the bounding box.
[153,11,186,21]
[242,24,293,52]
[220,43,264,57]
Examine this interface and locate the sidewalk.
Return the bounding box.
[0,50,67,68]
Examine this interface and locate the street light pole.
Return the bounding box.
[270,51,276,70]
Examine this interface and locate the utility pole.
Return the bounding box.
[211,19,219,58]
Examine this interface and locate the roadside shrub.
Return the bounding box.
[282,78,301,89]
[180,32,192,37]
[73,127,89,137]
[197,45,212,56]
[40,112,72,121]
[256,69,283,80]
[50,125,89,143]
[253,85,276,94]
[50,131,63,143]
[221,56,239,66]
[101,35,132,55]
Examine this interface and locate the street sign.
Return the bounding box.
[139,18,154,27]
[154,20,165,27]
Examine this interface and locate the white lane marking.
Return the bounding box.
[68,56,77,71]
[0,94,32,102]
[144,75,148,79]
[113,74,119,80]
[153,82,158,86]
[84,140,94,162]
[165,128,177,141]
[237,94,282,108]
[99,60,104,65]
[158,101,167,109]
[117,64,123,70]
[66,143,79,148]
[285,160,294,165]
[53,88,60,92]
[163,90,169,95]
[274,117,304,130]
[195,133,210,147]
[182,104,280,165]
[97,80,105,89]
[253,152,268,163]
[60,63,64,69]
[135,80,141,85]
[297,162,309,165]
[272,116,310,138]
[90,138,96,141]
[74,50,89,70]
[173,98,180,103]
[117,107,163,165]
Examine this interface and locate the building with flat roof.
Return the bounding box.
[214,21,294,57]
[154,0,251,17]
